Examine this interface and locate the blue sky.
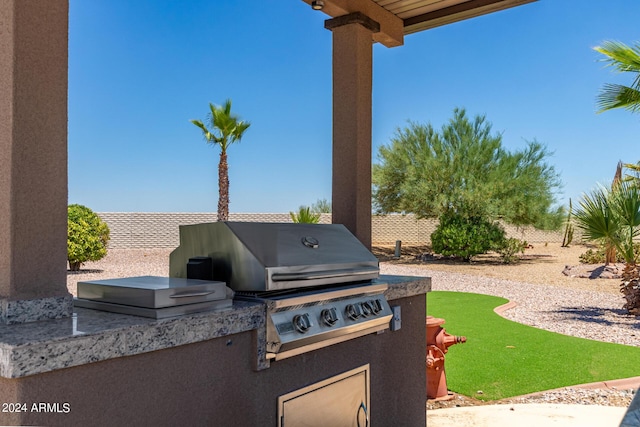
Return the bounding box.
[68,0,640,214]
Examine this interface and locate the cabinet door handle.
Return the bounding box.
[357,401,369,427]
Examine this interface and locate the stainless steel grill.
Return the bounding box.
[169,222,379,291]
[169,222,392,360]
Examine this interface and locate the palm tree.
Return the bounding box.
[604,161,624,263]
[289,206,321,224]
[593,40,640,114]
[574,181,640,314]
[191,99,250,221]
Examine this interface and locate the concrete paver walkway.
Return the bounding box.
[427,377,640,426]
[427,403,626,426]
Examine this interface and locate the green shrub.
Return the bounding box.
[67,204,110,271]
[579,243,640,264]
[579,247,607,264]
[431,212,506,262]
[496,238,526,264]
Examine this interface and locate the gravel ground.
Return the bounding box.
[67,246,639,409]
[66,248,170,296]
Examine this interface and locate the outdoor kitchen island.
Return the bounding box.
[0,275,430,427]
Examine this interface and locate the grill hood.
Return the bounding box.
[169,222,379,292]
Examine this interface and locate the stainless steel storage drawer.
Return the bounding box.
[77,276,228,308]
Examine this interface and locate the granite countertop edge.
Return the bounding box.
[0,275,430,379]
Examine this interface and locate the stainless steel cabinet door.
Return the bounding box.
[278,365,370,427]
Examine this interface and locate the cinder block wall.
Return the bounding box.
[97,212,572,249]
[371,214,578,245]
[97,213,332,248]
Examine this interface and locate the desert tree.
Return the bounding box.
[311,198,332,214]
[373,108,563,227]
[372,109,563,260]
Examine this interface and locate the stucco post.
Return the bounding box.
[325,13,379,250]
[0,0,72,324]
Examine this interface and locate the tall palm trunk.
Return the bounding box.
[218,150,229,221]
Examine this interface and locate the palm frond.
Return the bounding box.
[594,40,640,113]
[622,162,640,185]
[596,83,640,113]
[290,206,320,224]
[609,181,640,261]
[594,41,640,74]
[573,186,619,242]
[611,181,640,229]
[190,119,216,144]
[624,162,640,172]
[222,99,233,116]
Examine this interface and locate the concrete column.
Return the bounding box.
[325,13,379,249]
[0,0,72,324]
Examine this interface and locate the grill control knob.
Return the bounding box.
[345,304,363,320]
[361,301,373,317]
[370,299,383,315]
[321,308,339,326]
[293,314,312,333]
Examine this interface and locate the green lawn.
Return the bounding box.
[427,291,640,400]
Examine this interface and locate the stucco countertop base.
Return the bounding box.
[0,275,430,379]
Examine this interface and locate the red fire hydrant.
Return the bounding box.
[427,316,466,400]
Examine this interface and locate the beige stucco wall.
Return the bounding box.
[97,212,572,248]
[0,0,71,317]
[0,293,427,427]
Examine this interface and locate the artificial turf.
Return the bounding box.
[426,291,640,401]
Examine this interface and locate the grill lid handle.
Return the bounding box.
[271,267,378,282]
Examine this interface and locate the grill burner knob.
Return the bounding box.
[361,301,373,317]
[321,308,339,326]
[293,313,312,333]
[370,299,383,315]
[345,304,363,320]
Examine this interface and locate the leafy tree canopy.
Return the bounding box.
[372,108,564,229]
[311,198,332,213]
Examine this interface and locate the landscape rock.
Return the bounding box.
[562,264,624,279]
